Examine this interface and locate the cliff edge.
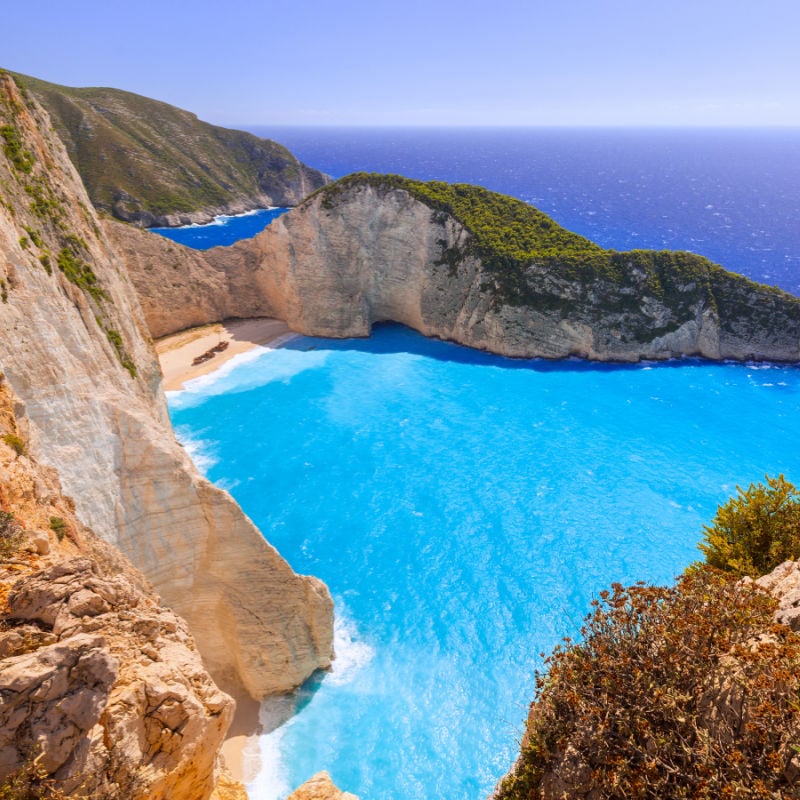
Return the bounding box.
[0,72,333,701]
[0,377,246,799]
[113,174,800,363]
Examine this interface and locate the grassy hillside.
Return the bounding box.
[11,71,329,225]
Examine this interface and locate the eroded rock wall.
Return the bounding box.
[0,73,333,700]
[0,378,244,799]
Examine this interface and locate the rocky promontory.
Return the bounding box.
[115,173,800,363]
[11,70,329,227]
[0,376,245,798]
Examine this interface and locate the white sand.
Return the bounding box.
[156,317,294,391]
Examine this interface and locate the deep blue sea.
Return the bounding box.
[164,129,800,799]
[150,207,287,249]
[249,127,800,295]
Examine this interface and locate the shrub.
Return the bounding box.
[0,124,34,174]
[48,516,67,541]
[56,247,107,304]
[2,433,25,456]
[0,510,22,558]
[22,226,43,248]
[699,474,800,577]
[496,565,800,800]
[0,754,68,799]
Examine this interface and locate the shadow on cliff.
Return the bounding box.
[282,321,746,374]
[259,668,329,736]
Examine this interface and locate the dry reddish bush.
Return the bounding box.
[497,566,800,799]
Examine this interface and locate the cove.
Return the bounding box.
[167,324,800,800]
[150,207,288,249]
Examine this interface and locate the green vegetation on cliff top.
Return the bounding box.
[317,174,800,332]
[0,71,137,378]
[700,474,800,578]
[9,71,328,224]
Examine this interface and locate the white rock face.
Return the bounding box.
[113,181,800,363]
[755,559,800,631]
[0,74,332,700]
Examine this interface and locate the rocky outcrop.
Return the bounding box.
[113,176,800,363]
[755,559,800,631]
[287,771,359,800]
[0,379,239,798]
[2,561,232,799]
[0,73,333,701]
[12,70,329,227]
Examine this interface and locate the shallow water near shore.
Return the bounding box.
[168,324,800,800]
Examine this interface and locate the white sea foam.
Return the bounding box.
[328,606,375,686]
[169,344,328,411]
[245,606,374,797]
[173,426,218,472]
[246,716,292,800]
[169,207,280,230]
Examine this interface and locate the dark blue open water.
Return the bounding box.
[165,129,800,799]
[250,127,800,295]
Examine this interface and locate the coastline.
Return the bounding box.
[155,317,296,391]
[156,316,299,782]
[149,205,282,231]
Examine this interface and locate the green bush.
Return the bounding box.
[56,247,107,304]
[699,474,800,577]
[48,516,67,542]
[0,124,34,174]
[2,433,25,456]
[497,565,800,800]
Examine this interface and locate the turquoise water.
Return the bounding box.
[168,324,800,800]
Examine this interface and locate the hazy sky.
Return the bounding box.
[6,0,800,126]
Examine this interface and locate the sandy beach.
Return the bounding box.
[157,316,296,781]
[221,689,262,783]
[156,317,295,391]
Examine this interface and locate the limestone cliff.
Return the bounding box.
[11,70,329,227]
[0,71,333,701]
[113,174,800,363]
[286,771,359,800]
[0,378,245,798]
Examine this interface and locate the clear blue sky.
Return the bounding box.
[5,0,799,126]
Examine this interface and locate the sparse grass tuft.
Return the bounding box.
[0,510,23,558]
[2,433,25,456]
[48,516,67,542]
